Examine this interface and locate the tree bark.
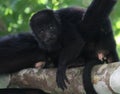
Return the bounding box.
[8,62,120,94]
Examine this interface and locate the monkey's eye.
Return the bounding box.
[50,26,54,30]
[48,24,56,30]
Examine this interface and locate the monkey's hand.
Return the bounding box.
[56,66,69,90]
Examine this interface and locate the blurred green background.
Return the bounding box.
[0,0,120,56]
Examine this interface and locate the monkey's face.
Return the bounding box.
[31,22,60,51]
[30,9,61,51]
[34,22,60,47]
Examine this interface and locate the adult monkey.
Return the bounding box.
[81,0,119,93]
[30,0,119,94]
[0,0,118,94]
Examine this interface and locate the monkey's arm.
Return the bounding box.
[56,27,85,90]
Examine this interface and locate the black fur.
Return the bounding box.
[30,7,85,90]
[0,33,50,94]
[30,0,119,93]
[0,33,47,74]
[0,0,118,94]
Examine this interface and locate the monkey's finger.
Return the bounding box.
[56,69,67,90]
[56,74,66,90]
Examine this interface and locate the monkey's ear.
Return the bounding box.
[30,9,57,26]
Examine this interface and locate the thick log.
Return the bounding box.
[8,62,120,94]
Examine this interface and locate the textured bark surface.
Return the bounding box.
[8,62,120,94]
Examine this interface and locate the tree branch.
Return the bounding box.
[8,62,120,94]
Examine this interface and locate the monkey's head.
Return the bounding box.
[30,9,61,51]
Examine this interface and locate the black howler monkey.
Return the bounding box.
[30,0,119,93]
[0,33,47,74]
[0,0,118,94]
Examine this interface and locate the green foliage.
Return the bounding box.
[0,0,90,34]
[0,0,120,56]
[0,0,119,34]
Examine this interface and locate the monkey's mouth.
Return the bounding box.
[38,41,59,52]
